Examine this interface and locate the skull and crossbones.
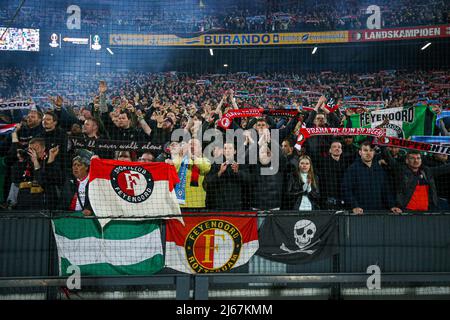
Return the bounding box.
[276,220,320,255]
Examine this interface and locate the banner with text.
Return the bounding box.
[109,31,348,47]
[350,25,450,42]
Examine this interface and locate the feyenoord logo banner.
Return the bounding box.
[88,158,182,228]
[165,212,259,273]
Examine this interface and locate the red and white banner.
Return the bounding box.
[165,212,258,273]
[295,127,385,150]
[375,136,450,155]
[89,158,181,227]
[218,108,299,129]
[350,25,450,42]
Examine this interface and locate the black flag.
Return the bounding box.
[257,214,338,264]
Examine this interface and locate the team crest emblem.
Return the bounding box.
[110,165,154,203]
[220,117,231,128]
[185,220,242,273]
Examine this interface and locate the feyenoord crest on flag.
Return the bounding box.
[89,158,182,228]
[257,214,338,264]
[165,212,259,273]
[347,105,433,139]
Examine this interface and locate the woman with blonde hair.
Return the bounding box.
[288,155,320,211]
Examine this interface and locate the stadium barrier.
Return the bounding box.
[1,211,450,299]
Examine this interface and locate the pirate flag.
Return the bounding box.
[256,214,338,264]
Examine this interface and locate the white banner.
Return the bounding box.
[0,100,36,110]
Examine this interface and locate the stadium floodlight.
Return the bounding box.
[209,48,214,56]
[421,42,431,50]
[312,47,318,54]
[224,64,228,67]
[106,47,114,55]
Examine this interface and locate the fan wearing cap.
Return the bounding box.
[61,154,93,216]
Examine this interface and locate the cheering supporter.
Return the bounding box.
[281,138,300,209]
[146,112,177,145]
[81,118,102,140]
[342,141,402,214]
[384,149,450,212]
[248,127,287,211]
[8,133,63,210]
[172,138,211,209]
[40,111,67,151]
[304,96,341,163]
[205,142,250,210]
[341,136,358,165]
[15,110,44,148]
[107,110,142,141]
[138,151,156,163]
[316,140,352,210]
[60,153,93,216]
[1,68,449,212]
[286,155,320,211]
[424,153,450,210]
[115,151,135,162]
[438,118,450,136]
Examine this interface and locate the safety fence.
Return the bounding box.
[0,211,449,299]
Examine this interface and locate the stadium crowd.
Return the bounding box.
[1,68,450,214]
[0,0,448,33]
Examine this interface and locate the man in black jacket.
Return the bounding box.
[316,140,350,210]
[342,141,402,214]
[10,135,63,210]
[424,153,450,210]
[385,149,450,212]
[205,143,249,210]
[304,96,341,164]
[60,154,93,216]
[16,109,44,147]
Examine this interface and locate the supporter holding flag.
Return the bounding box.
[304,95,341,164]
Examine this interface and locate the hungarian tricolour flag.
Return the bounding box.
[165,212,259,274]
[52,213,164,275]
[89,158,182,228]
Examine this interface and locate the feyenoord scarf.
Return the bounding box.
[375,136,450,156]
[295,127,385,151]
[217,108,299,129]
